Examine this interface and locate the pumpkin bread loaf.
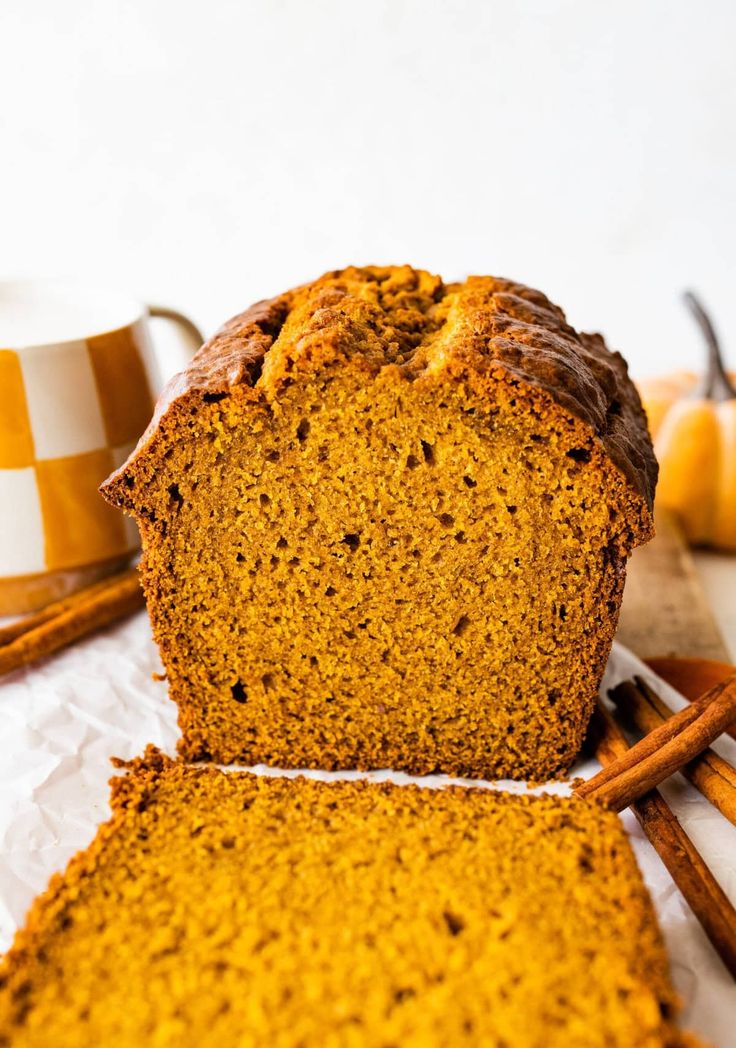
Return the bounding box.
[102,266,657,777]
[0,752,687,1047]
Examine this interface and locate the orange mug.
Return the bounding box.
[0,280,203,614]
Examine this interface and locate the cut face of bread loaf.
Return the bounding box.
[0,754,685,1047]
[102,266,656,778]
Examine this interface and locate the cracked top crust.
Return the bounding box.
[104,265,657,512]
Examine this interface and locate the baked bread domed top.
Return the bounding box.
[107,266,656,515]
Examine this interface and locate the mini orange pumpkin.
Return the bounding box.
[638,293,736,551]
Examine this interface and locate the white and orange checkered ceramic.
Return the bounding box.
[0,280,202,613]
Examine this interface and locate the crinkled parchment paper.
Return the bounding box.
[1,613,735,1044]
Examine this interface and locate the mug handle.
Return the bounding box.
[145,304,205,391]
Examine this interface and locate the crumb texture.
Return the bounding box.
[0,754,686,1048]
[101,266,656,777]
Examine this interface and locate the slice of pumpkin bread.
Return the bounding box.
[0,752,687,1047]
[101,266,657,777]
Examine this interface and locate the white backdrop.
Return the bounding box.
[1,0,735,376]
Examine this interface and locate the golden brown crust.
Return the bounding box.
[101,266,656,514]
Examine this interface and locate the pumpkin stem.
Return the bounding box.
[683,290,736,401]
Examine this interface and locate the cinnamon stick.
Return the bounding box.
[575,674,736,811]
[0,569,145,677]
[612,678,736,827]
[587,701,736,979]
[0,568,139,647]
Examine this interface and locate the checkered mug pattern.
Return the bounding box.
[0,280,203,613]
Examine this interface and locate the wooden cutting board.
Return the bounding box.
[617,509,730,662]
